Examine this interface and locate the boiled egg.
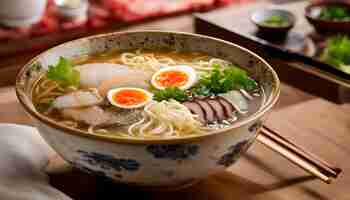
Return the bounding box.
[151,65,197,90]
[107,87,153,109]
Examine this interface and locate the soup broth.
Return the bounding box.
[33,49,264,138]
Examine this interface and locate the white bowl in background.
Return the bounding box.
[0,0,47,27]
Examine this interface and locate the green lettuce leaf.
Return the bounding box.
[47,57,80,87]
[321,35,350,75]
[192,64,258,96]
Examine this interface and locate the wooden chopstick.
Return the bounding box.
[256,126,342,184]
[257,133,332,184]
[261,126,342,178]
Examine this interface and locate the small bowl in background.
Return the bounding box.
[251,9,296,40]
[54,0,89,22]
[305,2,350,34]
[0,0,47,27]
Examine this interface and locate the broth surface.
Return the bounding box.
[33,49,264,138]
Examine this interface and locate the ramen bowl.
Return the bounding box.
[16,31,280,189]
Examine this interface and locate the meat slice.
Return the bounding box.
[183,101,206,124]
[207,98,226,121]
[217,96,235,119]
[195,99,217,123]
[61,106,143,127]
[61,106,114,126]
[52,89,103,109]
[219,90,248,113]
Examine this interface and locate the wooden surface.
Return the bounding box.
[0,2,349,199]
[194,1,350,103]
[1,79,350,200]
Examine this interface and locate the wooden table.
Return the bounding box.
[0,2,349,200]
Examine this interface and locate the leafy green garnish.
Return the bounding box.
[47,57,80,87]
[321,35,350,74]
[153,64,257,102]
[319,6,350,21]
[153,87,189,102]
[192,64,257,96]
[261,15,289,27]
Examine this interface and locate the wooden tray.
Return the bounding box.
[194,1,350,103]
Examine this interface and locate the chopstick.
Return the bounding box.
[262,126,342,177]
[256,126,342,184]
[257,133,331,184]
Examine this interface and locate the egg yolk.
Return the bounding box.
[113,89,148,106]
[155,70,189,88]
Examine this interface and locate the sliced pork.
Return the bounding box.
[219,90,248,114]
[207,98,226,121]
[182,96,238,125]
[52,89,103,109]
[217,96,235,119]
[61,106,114,126]
[182,101,206,124]
[195,99,216,123]
[61,105,143,127]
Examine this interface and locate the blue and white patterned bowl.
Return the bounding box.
[16,31,280,188]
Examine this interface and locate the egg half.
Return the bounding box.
[107,87,153,109]
[151,65,197,90]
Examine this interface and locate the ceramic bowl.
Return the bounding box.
[305,2,350,34]
[16,31,280,189]
[0,0,47,27]
[54,0,89,21]
[251,9,295,40]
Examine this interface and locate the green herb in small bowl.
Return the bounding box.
[261,15,290,27]
[319,6,350,21]
[320,35,350,74]
[251,9,295,39]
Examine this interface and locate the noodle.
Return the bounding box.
[128,100,205,138]
[121,52,164,71]
[230,101,247,115]
[239,89,254,101]
[119,49,232,73]
[34,79,62,102]
[128,115,147,136]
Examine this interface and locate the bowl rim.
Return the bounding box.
[305,1,350,23]
[250,8,296,30]
[16,30,280,144]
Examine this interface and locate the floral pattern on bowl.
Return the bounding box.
[77,150,140,171]
[146,144,199,161]
[217,139,251,167]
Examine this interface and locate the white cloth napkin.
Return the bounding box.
[0,124,72,200]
